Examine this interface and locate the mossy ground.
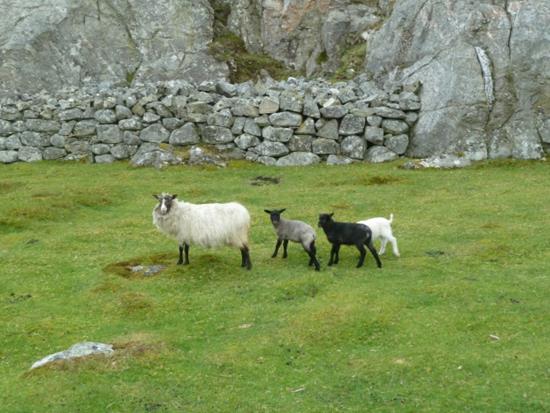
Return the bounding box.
[1,159,549,412]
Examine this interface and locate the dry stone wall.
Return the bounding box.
[0,76,420,167]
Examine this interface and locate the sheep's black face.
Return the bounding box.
[318,213,334,228]
[264,208,286,225]
[154,193,177,216]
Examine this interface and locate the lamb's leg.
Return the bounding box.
[178,243,190,265]
[303,241,321,271]
[240,245,252,270]
[389,235,400,257]
[282,240,289,258]
[328,243,338,266]
[379,238,387,255]
[366,241,382,268]
[272,239,282,258]
[334,244,341,264]
[355,243,366,268]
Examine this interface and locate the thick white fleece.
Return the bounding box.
[357,214,400,256]
[153,200,250,249]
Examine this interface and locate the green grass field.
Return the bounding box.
[1,159,549,412]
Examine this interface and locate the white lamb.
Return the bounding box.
[357,213,400,257]
[153,193,252,269]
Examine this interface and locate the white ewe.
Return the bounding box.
[357,213,400,257]
[153,193,252,269]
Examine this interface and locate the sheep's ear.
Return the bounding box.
[329,212,334,217]
[153,194,160,200]
[280,208,286,214]
[264,209,272,214]
[172,194,177,199]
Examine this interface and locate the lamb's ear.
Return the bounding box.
[280,208,286,214]
[153,194,160,200]
[172,194,177,199]
[329,212,334,217]
[264,209,272,214]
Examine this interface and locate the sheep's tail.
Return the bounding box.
[389,213,394,223]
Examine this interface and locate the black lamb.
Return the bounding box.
[318,213,382,269]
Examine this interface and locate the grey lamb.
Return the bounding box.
[264,208,320,271]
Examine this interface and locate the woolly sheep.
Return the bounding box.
[264,208,320,271]
[153,193,252,269]
[357,213,400,257]
[318,212,382,269]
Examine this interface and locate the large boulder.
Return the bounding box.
[366,0,549,160]
[0,0,228,95]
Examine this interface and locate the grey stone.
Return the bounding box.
[4,135,21,149]
[110,144,132,159]
[269,112,302,127]
[30,342,114,370]
[289,135,312,152]
[188,146,227,167]
[326,155,354,165]
[0,106,21,121]
[200,126,234,144]
[367,115,382,127]
[243,118,261,137]
[276,152,321,166]
[94,109,117,124]
[254,141,289,157]
[312,138,339,155]
[296,118,316,135]
[320,105,348,119]
[341,135,366,159]
[232,100,259,117]
[279,92,303,113]
[91,144,111,155]
[303,95,320,119]
[123,131,141,145]
[131,144,182,168]
[365,146,398,163]
[43,147,67,160]
[317,119,339,140]
[50,134,66,148]
[162,117,184,131]
[257,155,277,166]
[216,80,237,97]
[140,124,169,143]
[97,125,123,144]
[0,150,19,163]
[339,114,366,136]
[169,123,199,146]
[20,131,49,147]
[73,120,97,137]
[143,111,161,123]
[59,108,84,121]
[115,105,132,121]
[58,122,75,136]
[382,119,409,134]
[235,133,261,150]
[18,146,43,162]
[119,118,142,131]
[259,97,279,114]
[231,117,246,135]
[365,126,385,145]
[384,134,409,155]
[207,109,233,128]
[254,115,270,127]
[371,107,407,119]
[0,120,13,136]
[262,126,293,143]
[25,119,60,133]
[66,140,91,155]
[95,154,115,164]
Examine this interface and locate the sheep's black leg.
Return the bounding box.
[241,245,252,270]
[328,243,338,266]
[355,243,366,268]
[178,243,190,265]
[334,244,341,264]
[272,239,282,258]
[366,240,382,268]
[307,241,321,271]
[282,240,289,258]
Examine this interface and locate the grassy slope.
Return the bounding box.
[0,159,548,412]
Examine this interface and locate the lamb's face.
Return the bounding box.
[318,213,334,228]
[154,193,177,216]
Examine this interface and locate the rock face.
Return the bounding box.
[366,0,550,160]
[0,0,228,95]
